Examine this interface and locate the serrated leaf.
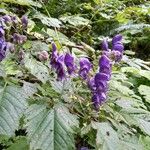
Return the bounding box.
[110,80,134,96]
[139,70,150,80]
[34,13,62,28]
[138,85,150,103]
[92,122,120,150]
[0,86,27,136]
[25,104,79,150]
[47,28,75,46]
[24,55,49,83]
[1,0,42,7]
[60,15,90,26]
[136,118,150,136]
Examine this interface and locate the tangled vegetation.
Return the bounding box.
[0,0,150,150]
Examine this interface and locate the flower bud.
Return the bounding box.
[38,50,49,61]
[21,15,28,28]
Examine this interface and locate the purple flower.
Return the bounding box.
[0,26,5,37]
[79,58,92,80]
[55,55,66,81]
[64,53,76,75]
[11,16,18,24]
[112,42,124,52]
[88,77,96,91]
[13,33,27,44]
[99,55,111,70]
[50,43,59,69]
[101,39,109,51]
[94,73,108,92]
[2,15,12,24]
[112,34,122,44]
[21,15,28,28]
[0,39,7,61]
[92,92,106,109]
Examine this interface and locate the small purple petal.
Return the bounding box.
[99,55,111,69]
[112,34,122,44]
[64,53,76,75]
[79,58,92,80]
[113,43,124,52]
[21,15,28,28]
[101,39,109,51]
[0,26,5,37]
[2,15,12,24]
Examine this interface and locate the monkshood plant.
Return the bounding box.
[50,34,124,110]
[0,13,150,150]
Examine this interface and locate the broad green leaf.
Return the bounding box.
[7,137,29,150]
[136,118,150,136]
[47,28,75,46]
[24,55,49,83]
[92,122,120,150]
[138,85,150,103]
[2,59,21,76]
[1,0,42,7]
[25,104,79,150]
[60,15,90,26]
[139,135,150,150]
[110,80,134,96]
[29,41,49,55]
[139,70,150,80]
[34,13,62,28]
[0,86,27,136]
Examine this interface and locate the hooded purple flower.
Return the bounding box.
[0,26,5,37]
[13,33,27,44]
[21,15,28,28]
[94,73,109,92]
[88,77,96,91]
[55,55,66,81]
[92,92,106,109]
[112,34,122,44]
[0,38,7,61]
[79,58,92,80]
[50,43,59,69]
[101,39,109,51]
[64,53,76,75]
[2,15,12,24]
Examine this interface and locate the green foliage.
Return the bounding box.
[25,104,79,150]
[0,0,150,149]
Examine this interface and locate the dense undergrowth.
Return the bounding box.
[0,0,150,150]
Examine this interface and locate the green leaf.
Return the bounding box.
[24,55,49,83]
[1,0,42,7]
[138,85,150,103]
[25,104,79,150]
[136,118,150,136]
[139,135,150,150]
[0,86,27,136]
[47,29,75,46]
[110,80,134,96]
[139,70,150,80]
[7,137,29,150]
[60,15,90,26]
[34,13,62,28]
[92,122,120,150]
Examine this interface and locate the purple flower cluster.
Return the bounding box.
[50,35,124,109]
[88,34,124,109]
[0,26,14,61]
[50,43,76,81]
[0,14,28,27]
[0,14,28,61]
[102,34,124,62]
